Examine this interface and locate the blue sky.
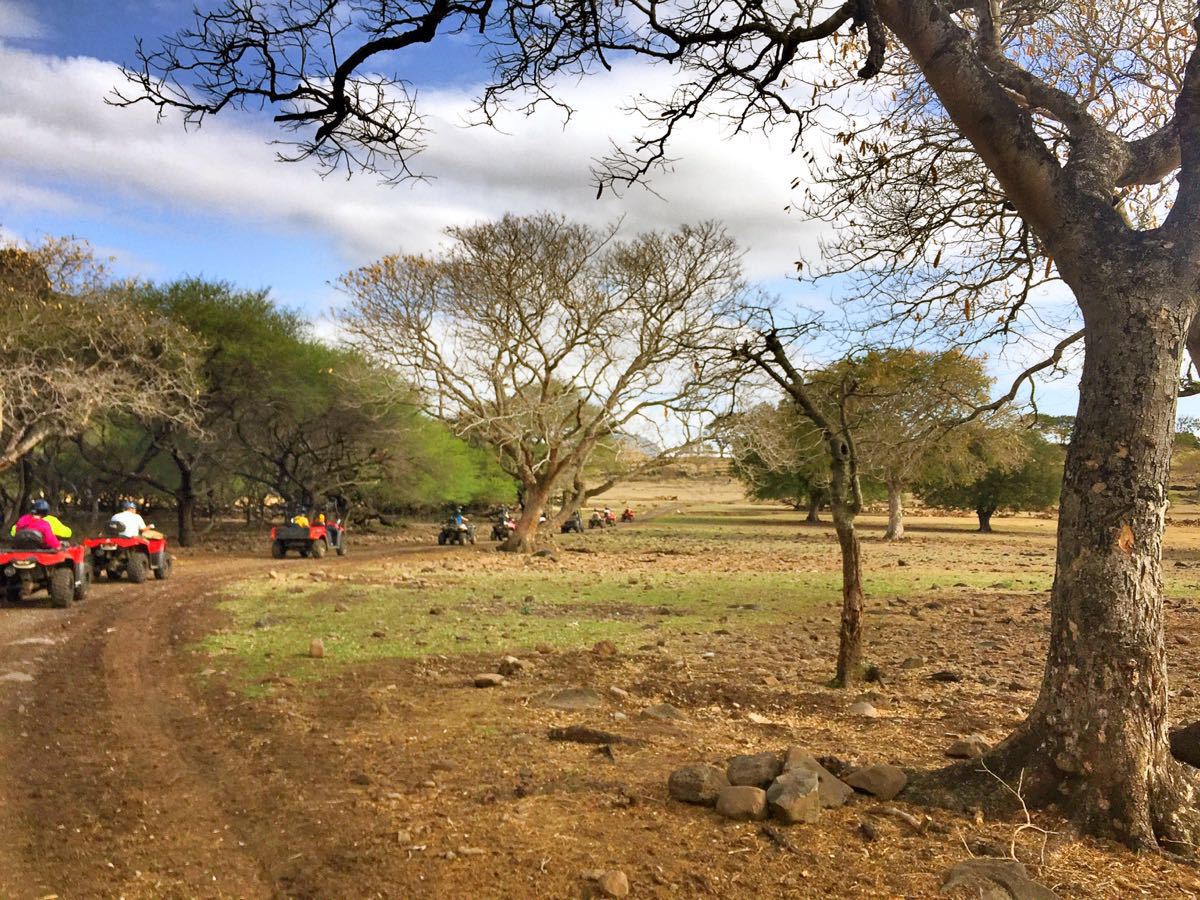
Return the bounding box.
[0,0,1162,420]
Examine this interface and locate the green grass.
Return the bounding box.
[197,501,1064,692]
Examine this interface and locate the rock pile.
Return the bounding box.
[668,747,906,825]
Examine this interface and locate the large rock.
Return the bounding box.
[640,703,686,721]
[1170,720,1200,767]
[546,687,604,710]
[940,858,1059,899]
[848,700,879,718]
[596,870,630,898]
[497,655,526,676]
[474,673,505,688]
[715,785,768,821]
[783,748,855,808]
[845,764,908,801]
[726,752,783,788]
[668,765,728,806]
[946,734,990,759]
[766,771,821,824]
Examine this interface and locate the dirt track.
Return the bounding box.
[0,542,445,899]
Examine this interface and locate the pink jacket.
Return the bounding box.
[11,514,60,550]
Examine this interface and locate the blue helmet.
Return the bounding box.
[32,499,50,515]
[122,500,136,510]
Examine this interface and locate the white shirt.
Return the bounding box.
[109,510,147,537]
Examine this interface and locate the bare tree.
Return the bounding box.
[0,239,201,478]
[338,214,741,551]
[736,326,868,686]
[118,0,1200,846]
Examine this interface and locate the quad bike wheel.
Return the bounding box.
[4,581,20,604]
[126,551,148,584]
[155,553,173,580]
[438,532,447,545]
[336,540,346,557]
[74,565,91,603]
[311,538,327,559]
[271,541,286,559]
[49,567,74,608]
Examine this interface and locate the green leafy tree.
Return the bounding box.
[920,431,1062,532]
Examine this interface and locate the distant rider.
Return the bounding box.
[109,500,148,537]
[10,499,72,550]
[291,508,311,527]
[453,506,467,527]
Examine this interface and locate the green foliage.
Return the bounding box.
[919,430,1063,523]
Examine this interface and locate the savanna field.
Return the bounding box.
[4,471,1200,898]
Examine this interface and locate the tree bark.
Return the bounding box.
[502,479,552,553]
[971,290,1200,848]
[883,481,904,540]
[175,461,197,548]
[829,438,864,687]
[805,490,821,523]
[976,508,994,533]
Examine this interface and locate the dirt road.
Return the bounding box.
[0,543,441,899]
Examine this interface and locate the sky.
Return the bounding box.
[0,0,1171,420]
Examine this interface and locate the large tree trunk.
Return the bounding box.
[883,481,904,540]
[175,463,197,548]
[976,507,994,533]
[502,480,552,553]
[805,490,821,523]
[966,292,1200,848]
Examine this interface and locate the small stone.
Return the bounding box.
[640,703,685,721]
[848,700,879,718]
[371,630,387,638]
[845,764,907,801]
[782,748,854,808]
[946,734,990,759]
[547,687,605,710]
[726,752,783,788]
[667,764,728,805]
[428,607,443,615]
[498,655,526,676]
[309,638,325,659]
[532,549,557,560]
[474,673,505,688]
[333,602,349,612]
[766,770,821,824]
[897,559,909,567]
[458,846,487,857]
[596,870,630,898]
[350,772,371,785]
[900,656,924,669]
[592,640,617,657]
[701,651,716,659]
[930,670,962,683]
[715,785,768,821]
[609,686,630,700]
[859,820,880,841]
[941,857,1060,899]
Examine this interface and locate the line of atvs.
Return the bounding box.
[1,522,172,609]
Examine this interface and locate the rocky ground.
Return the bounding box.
[1,494,1200,897]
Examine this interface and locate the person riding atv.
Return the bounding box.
[588,509,604,529]
[491,508,517,541]
[561,510,584,534]
[10,499,72,550]
[108,500,148,537]
[439,507,476,545]
[621,507,635,522]
[602,507,617,527]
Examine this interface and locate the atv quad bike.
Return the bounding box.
[621,509,635,523]
[588,511,604,529]
[270,522,347,559]
[438,520,476,545]
[85,522,172,583]
[560,512,584,534]
[491,516,516,541]
[0,533,90,609]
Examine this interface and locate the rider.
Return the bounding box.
[291,507,311,528]
[109,500,148,538]
[10,499,72,550]
[452,506,467,527]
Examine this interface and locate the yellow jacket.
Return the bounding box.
[291,515,310,527]
[10,515,72,538]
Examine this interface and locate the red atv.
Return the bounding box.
[84,524,172,583]
[271,521,347,559]
[0,537,90,608]
[621,509,635,523]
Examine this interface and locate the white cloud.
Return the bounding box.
[0,44,823,290]
[0,1,43,39]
